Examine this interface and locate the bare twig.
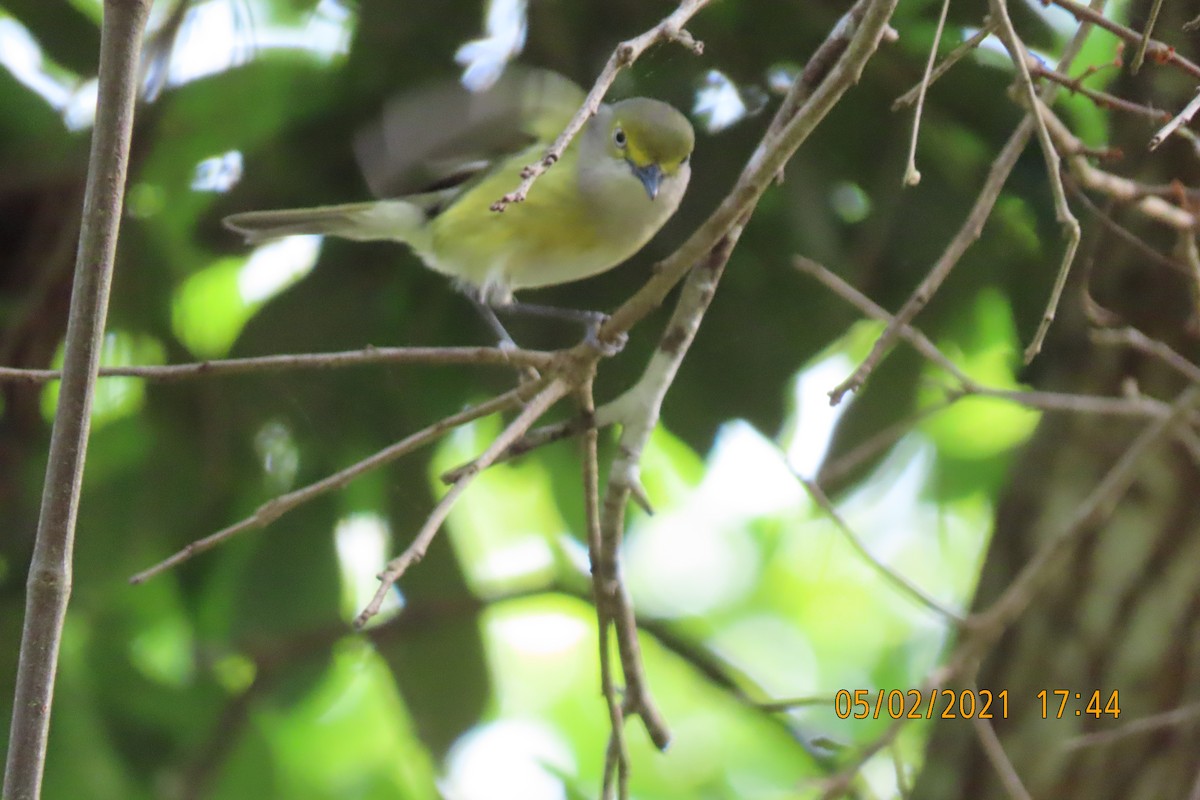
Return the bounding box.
[1150,87,1200,151]
[354,378,572,626]
[1062,700,1200,752]
[1046,0,1200,79]
[817,401,948,488]
[5,1,151,797]
[490,0,710,211]
[894,24,997,110]
[578,377,629,800]
[129,384,536,585]
[1129,0,1164,74]
[1066,179,1190,274]
[1039,99,1197,229]
[0,345,554,385]
[1183,229,1200,323]
[972,709,1034,800]
[1028,62,1168,122]
[795,256,1172,420]
[1092,326,1200,384]
[901,0,952,185]
[439,411,594,483]
[818,666,958,800]
[828,0,1107,404]
[798,476,963,621]
[988,0,1081,363]
[828,119,1033,405]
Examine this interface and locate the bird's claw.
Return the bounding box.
[583,314,627,356]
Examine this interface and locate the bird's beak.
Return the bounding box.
[630,162,663,200]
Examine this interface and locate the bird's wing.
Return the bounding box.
[353,68,585,200]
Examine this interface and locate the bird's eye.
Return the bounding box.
[613,127,627,148]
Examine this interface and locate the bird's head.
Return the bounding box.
[602,98,694,200]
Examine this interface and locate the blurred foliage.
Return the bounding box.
[0,0,1077,797]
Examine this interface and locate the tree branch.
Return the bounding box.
[0,345,554,385]
[4,1,151,797]
[129,384,535,585]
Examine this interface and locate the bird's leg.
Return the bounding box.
[493,299,628,356]
[468,294,518,350]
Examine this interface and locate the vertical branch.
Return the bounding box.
[1129,0,1163,73]
[902,0,952,185]
[578,375,629,800]
[3,1,150,797]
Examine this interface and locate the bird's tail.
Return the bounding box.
[222,200,426,244]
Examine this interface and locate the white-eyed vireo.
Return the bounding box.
[223,69,694,345]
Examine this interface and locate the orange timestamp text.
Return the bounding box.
[834,689,1009,720]
[1037,689,1120,719]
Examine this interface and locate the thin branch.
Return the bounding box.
[490,0,709,211]
[129,384,535,584]
[754,695,832,713]
[798,476,963,621]
[1065,178,1190,275]
[1061,700,1200,752]
[0,345,554,385]
[828,118,1033,405]
[1129,0,1164,74]
[5,1,151,797]
[1091,326,1200,385]
[817,667,957,800]
[1028,62,1169,122]
[901,0,952,186]
[972,708,1034,800]
[988,0,1081,364]
[817,401,949,488]
[1150,87,1200,151]
[892,739,913,798]
[1039,98,1197,229]
[1046,0,1200,79]
[828,0,1107,404]
[579,376,629,800]
[354,377,571,626]
[893,24,997,110]
[795,256,1172,420]
[439,411,593,483]
[1183,230,1200,325]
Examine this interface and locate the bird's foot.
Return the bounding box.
[581,312,627,357]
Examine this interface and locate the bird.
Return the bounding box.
[222,68,694,349]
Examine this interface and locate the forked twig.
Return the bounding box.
[355,378,571,626]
